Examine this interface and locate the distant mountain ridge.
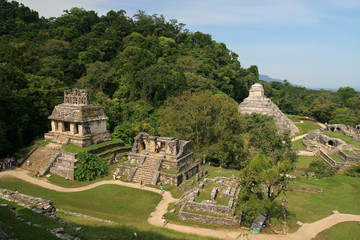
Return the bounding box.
[259,74,360,92]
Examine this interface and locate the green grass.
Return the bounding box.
[202,166,240,179]
[294,120,321,136]
[287,115,310,122]
[292,139,307,151]
[61,138,125,154]
[322,132,360,149]
[0,178,216,240]
[331,155,344,163]
[313,221,360,240]
[284,175,360,233]
[0,200,62,240]
[295,156,322,170]
[343,150,360,158]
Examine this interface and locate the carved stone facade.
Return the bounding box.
[117,132,200,185]
[238,83,299,136]
[44,89,111,147]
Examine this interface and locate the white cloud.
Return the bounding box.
[18,0,320,26]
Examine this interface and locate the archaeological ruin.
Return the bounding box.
[44,89,111,147]
[238,83,299,136]
[117,132,201,185]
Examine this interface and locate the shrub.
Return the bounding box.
[306,159,338,178]
[74,152,108,181]
[344,163,360,177]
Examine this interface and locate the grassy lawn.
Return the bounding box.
[292,139,307,151]
[0,177,216,240]
[0,200,61,240]
[294,120,321,136]
[284,175,360,233]
[322,132,360,149]
[295,155,322,170]
[313,221,360,240]
[202,165,240,179]
[287,115,321,136]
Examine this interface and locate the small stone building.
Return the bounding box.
[44,89,111,147]
[238,83,299,136]
[117,132,200,186]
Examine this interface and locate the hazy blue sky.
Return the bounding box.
[18,0,360,89]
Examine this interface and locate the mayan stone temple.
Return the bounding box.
[117,132,201,186]
[238,83,299,136]
[44,89,111,147]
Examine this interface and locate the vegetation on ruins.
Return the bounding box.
[1,0,359,162]
[74,152,108,181]
[235,154,294,225]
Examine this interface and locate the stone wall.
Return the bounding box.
[159,172,183,186]
[0,188,56,216]
[339,151,360,163]
[178,207,241,227]
[186,201,235,216]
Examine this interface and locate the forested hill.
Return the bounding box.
[0,0,359,157]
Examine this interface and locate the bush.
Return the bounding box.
[344,163,360,177]
[306,159,338,178]
[74,152,108,181]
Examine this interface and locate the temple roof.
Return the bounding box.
[48,103,108,122]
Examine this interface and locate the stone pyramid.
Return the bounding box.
[238,83,299,136]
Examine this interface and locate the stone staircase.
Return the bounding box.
[21,146,56,173]
[132,157,161,185]
[50,152,77,180]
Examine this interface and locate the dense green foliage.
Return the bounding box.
[344,163,360,178]
[236,154,294,225]
[0,0,359,164]
[305,159,338,178]
[74,152,108,181]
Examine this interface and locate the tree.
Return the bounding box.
[236,154,293,225]
[74,152,108,181]
[159,90,246,166]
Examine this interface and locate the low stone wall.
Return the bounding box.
[339,151,360,163]
[288,185,323,194]
[117,164,134,176]
[88,142,125,154]
[179,207,240,227]
[187,201,234,216]
[0,188,56,216]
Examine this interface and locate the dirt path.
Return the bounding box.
[1,168,359,240]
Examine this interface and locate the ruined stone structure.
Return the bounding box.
[238,83,299,136]
[324,124,360,142]
[44,89,111,147]
[117,132,200,185]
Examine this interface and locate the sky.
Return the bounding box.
[17,0,360,90]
